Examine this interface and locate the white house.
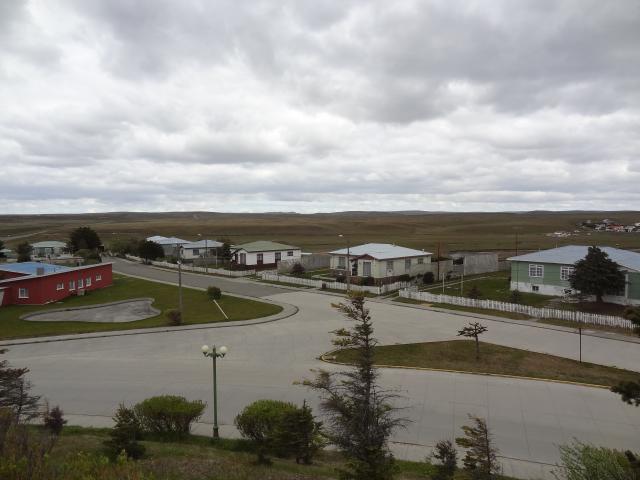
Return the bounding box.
[181,239,223,261]
[30,241,67,258]
[232,241,301,267]
[146,236,189,257]
[329,243,432,284]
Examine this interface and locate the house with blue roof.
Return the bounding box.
[508,245,640,305]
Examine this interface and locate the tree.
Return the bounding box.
[623,307,640,335]
[555,440,637,480]
[303,295,406,480]
[277,400,325,465]
[220,240,232,261]
[569,246,626,303]
[423,272,435,284]
[68,226,101,253]
[508,289,522,304]
[108,237,139,257]
[137,240,164,262]
[431,439,458,480]
[0,349,40,422]
[457,322,488,360]
[0,240,5,259]
[207,286,222,301]
[455,415,500,479]
[103,403,145,460]
[467,285,482,299]
[43,404,67,436]
[16,242,32,263]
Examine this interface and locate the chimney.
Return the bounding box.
[36,267,45,276]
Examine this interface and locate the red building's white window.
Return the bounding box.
[18,288,29,299]
[69,281,75,290]
[86,277,92,287]
[96,274,102,281]
[56,283,64,291]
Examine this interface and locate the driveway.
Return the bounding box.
[5,266,640,479]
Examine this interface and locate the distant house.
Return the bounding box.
[232,241,301,268]
[508,245,640,305]
[329,243,432,284]
[30,241,67,258]
[0,248,15,261]
[146,236,189,257]
[0,262,113,306]
[181,239,223,261]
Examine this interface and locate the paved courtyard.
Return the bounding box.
[4,262,640,479]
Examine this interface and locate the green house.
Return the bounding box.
[508,245,640,305]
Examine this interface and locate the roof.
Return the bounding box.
[0,262,72,275]
[146,236,189,245]
[234,241,299,253]
[30,241,67,248]
[508,245,640,272]
[329,243,431,260]
[182,240,223,249]
[0,262,112,285]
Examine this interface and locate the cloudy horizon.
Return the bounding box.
[2,0,639,214]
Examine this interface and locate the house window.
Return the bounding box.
[386,260,394,271]
[69,281,75,290]
[56,283,64,291]
[257,253,264,265]
[275,252,281,262]
[338,256,346,269]
[405,259,411,271]
[192,249,199,256]
[363,262,372,277]
[417,257,424,264]
[528,264,544,278]
[560,266,574,281]
[78,279,84,289]
[86,277,92,287]
[532,285,540,292]
[96,274,102,281]
[287,251,293,256]
[18,288,29,299]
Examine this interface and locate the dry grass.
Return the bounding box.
[331,340,640,386]
[2,211,640,255]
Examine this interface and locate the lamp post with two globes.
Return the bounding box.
[201,344,228,439]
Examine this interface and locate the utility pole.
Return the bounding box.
[178,247,183,319]
[436,241,441,282]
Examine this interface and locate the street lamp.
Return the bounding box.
[201,344,228,439]
[338,234,350,292]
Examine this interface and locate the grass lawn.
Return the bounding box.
[51,426,517,480]
[424,272,556,307]
[331,340,640,386]
[258,279,315,289]
[0,275,282,340]
[392,297,532,320]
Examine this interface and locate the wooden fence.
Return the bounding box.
[260,273,410,295]
[399,289,633,330]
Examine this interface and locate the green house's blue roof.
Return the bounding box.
[508,246,640,272]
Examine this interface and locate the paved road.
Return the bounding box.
[6,263,640,479]
[110,257,286,298]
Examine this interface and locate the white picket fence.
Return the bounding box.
[399,290,633,330]
[260,272,411,295]
[124,255,256,277]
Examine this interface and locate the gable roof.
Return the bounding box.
[508,245,640,272]
[233,241,299,253]
[330,243,431,260]
[182,240,223,249]
[31,241,67,248]
[146,236,189,245]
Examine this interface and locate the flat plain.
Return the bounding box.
[1,210,640,256]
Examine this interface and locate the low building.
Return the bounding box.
[232,241,301,268]
[508,245,640,305]
[329,243,432,284]
[146,236,189,257]
[181,239,223,261]
[30,241,67,258]
[450,252,499,275]
[0,262,113,306]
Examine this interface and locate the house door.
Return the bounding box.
[351,260,357,277]
[363,262,371,277]
[239,253,246,265]
[257,253,264,265]
[386,260,394,277]
[275,252,281,263]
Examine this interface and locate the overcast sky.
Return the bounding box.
[2,0,639,214]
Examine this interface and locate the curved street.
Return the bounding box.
[4,258,640,479]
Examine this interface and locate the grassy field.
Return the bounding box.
[0,275,282,340]
[331,340,639,386]
[2,210,640,255]
[49,426,517,480]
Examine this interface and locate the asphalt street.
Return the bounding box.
[5,260,640,479]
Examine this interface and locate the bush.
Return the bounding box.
[275,400,324,465]
[291,263,306,276]
[235,399,298,464]
[431,439,457,480]
[362,276,375,286]
[556,440,637,480]
[134,396,205,439]
[321,283,327,290]
[207,286,222,301]
[104,404,145,460]
[467,285,482,300]
[335,274,346,283]
[166,309,182,326]
[398,274,411,282]
[509,289,522,304]
[423,272,435,284]
[44,405,67,436]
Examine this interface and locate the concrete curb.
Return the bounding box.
[19,297,160,321]
[319,350,611,390]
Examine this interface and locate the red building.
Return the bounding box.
[0,262,113,307]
